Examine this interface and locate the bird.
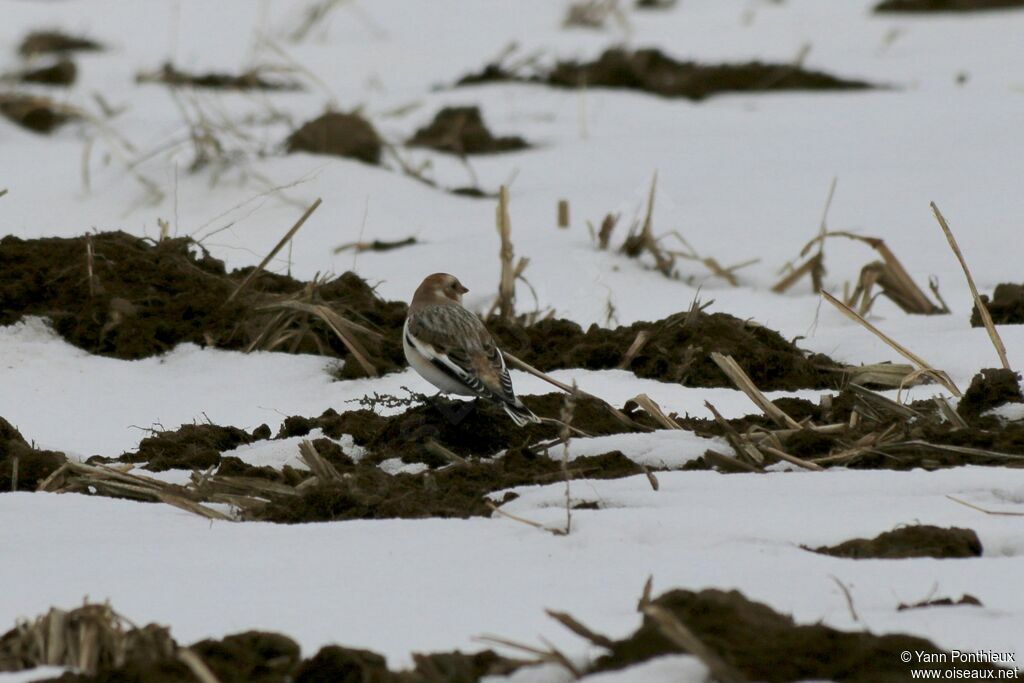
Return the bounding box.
[403,273,541,426]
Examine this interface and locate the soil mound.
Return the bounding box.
[286,112,382,164]
[0,231,838,388]
[0,417,66,492]
[973,283,1024,325]
[459,48,873,100]
[0,602,519,682]
[958,369,1023,420]
[137,63,302,91]
[876,0,1024,10]
[488,312,837,390]
[677,385,1024,472]
[18,58,76,86]
[18,31,103,56]
[0,93,76,133]
[592,588,1005,681]
[0,232,404,372]
[286,393,657,466]
[809,525,982,559]
[258,448,641,523]
[120,424,259,472]
[408,106,528,155]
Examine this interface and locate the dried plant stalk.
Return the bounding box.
[710,353,802,429]
[227,197,322,303]
[931,202,1010,370]
[822,291,961,396]
[496,185,517,321]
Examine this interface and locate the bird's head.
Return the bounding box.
[414,272,469,305]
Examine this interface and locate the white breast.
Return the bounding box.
[403,320,475,396]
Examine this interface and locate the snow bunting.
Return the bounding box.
[403,273,541,426]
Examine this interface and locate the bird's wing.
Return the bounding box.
[407,305,517,404]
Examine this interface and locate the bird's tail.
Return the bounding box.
[503,400,542,427]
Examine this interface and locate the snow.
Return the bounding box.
[3,0,1024,679]
[2,467,1023,674]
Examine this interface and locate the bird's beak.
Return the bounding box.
[457,283,469,294]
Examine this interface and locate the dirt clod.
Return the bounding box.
[876,0,1024,11]
[5,602,521,683]
[593,588,1005,681]
[0,232,404,371]
[286,112,382,165]
[0,417,66,492]
[488,313,837,390]
[898,594,982,611]
[0,93,76,133]
[973,283,1024,325]
[809,525,982,559]
[18,58,77,86]
[258,448,642,523]
[18,31,103,56]
[459,48,873,101]
[408,106,528,155]
[119,424,257,472]
[138,63,302,91]
[958,368,1024,420]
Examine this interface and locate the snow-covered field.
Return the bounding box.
[2,1,1024,680]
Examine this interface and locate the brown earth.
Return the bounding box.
[0,93,76,133]
[407,106,528,155]
[18,31,103,56]
[809,525,982,559]
[0,417,66,492]
[0,231,840,389]
[280,392,659,466]
[973,283,1024,325]
[898,594,982,610]
[17,58,76,86]
[957,368,1023,420]
[488,313,838,390]
[0,232,405,373]
[459,48,874,100]
[591,588,1007,681]
[0,604,520,683]
[286,112,383,165]
[137,63,302,91]
[876,0,1024,10]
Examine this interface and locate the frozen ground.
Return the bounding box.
[2,0,1024,680]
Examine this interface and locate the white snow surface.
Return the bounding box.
[2,0,1024,679]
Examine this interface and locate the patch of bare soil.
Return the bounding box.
[676,380,1024,472]
[408,106,528,155]
[589,588,1007,681]
[0,603,520,682]
[283,392,658,466]
[898,594,982,611]
[16,58,76,86]
[0,93,77,133]
[137,63,302,91]
[957,369,1023,420]
[488,313,838,391]
[257,447,641,523]
[876,0,1024,11]
[0,231,840,389]
[0,232,405,373]
[808,525,982,559]
[18,31,103,57]
[35,390,652,521]
[459,48,874,100]
[118,424,261,472]
[286,112,382,164]
[973,283,1024,325]
[0,417,66,492]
